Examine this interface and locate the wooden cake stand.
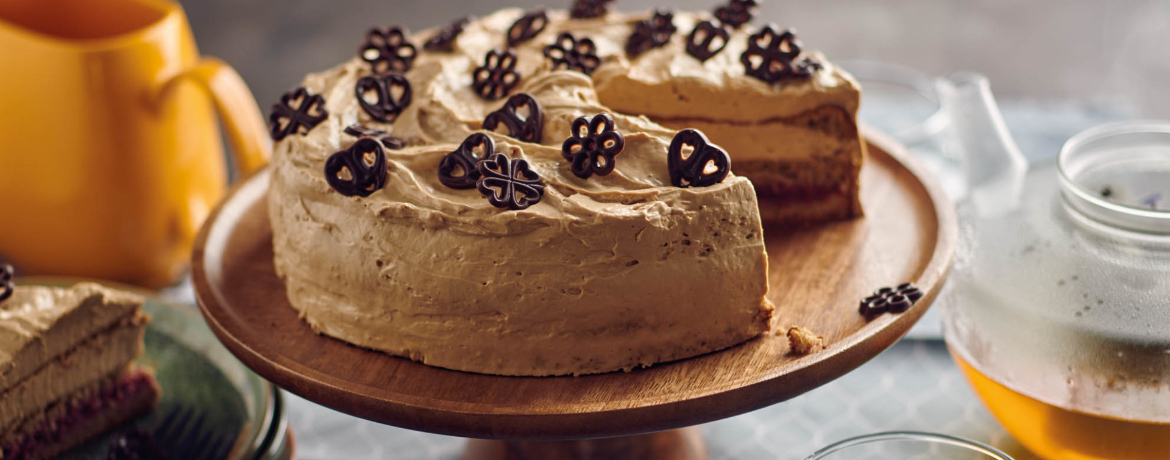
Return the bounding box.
[192,131,956,460]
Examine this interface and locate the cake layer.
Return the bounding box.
[0,368,160,460]
[0,312,148,433]
[0,283,144,389]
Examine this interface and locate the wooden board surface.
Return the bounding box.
[192,131,957,440]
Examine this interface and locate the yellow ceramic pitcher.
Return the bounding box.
[0,0,270,288]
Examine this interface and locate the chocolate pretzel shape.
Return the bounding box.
[268,87,328,141]
[483,93,543,144]
[324,138,388,197]
[667,129,730,188]
[714,0,757,29]
[356,73,412,123]
[741,26,818,83]
[686,20,730,62]
[507,10,549,47]
[359,26,417,73]
[543,32,602,75]
[439,133,494,189]
[424,17,470,52]
[0,263,13,303]
[570,0,614,19]
[476,151,545,211]
[473,49,521,101]
[561,113,625,179]
[626,10,677,58]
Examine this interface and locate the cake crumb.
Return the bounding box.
[784,326,826,355]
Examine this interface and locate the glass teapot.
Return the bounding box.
[942,118,1170,460]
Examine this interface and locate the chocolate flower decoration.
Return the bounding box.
[355,73,412,122]
[0,263,13,303]
[667,128,730,187]
[439,133,494,189]
[859,282,924,317]
[561,113,625,179]
[473,49,521,100]
[477,151,545,210]
[268,87,328,141]
[741,26,820,83]
[570,0,614,19]
[626,10,677,58]
[359,26,417,73]
[686,20,730,62]
[507,10,549,47]
[484,93,543,144]
[714,0,757,29]
[324,138,388,197]
[424,17,470,52]
[344,123,404,150]
[543,32,601,75]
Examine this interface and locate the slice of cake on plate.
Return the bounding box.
[0,281,160,460]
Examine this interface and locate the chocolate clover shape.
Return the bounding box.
[714,0,758,29]
[359,26,417,73]
[667,128,730,188]
[268,87,328,141]
[484,93,544,144]
[507,10,549,47]
[344,123,404,150]
[561,113,625,179]
[0,263,13,303]
[424,17,470,52]
[543,32,602,75]
[356,73,412,123]
[686,20,730,62]
[324,137,388,197]
[473,49,521,101]
[859,282,925,317]
[570,0,614,19]
[626,10,677,58]
[439,132,495,189]
[741,26,820,83]
[476,151,545,210]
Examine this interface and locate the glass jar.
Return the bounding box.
[943,121,1170,460]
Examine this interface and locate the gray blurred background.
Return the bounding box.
[180,0,1170,119]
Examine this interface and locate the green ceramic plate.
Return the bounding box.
[20,278,283,460]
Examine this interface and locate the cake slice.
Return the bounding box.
[0,283,160,460]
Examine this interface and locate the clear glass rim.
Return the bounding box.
[836,59,949,144]
[804,431,1014,460]
[1058,120,1170,234]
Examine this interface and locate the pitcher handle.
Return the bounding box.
[936,73,1029,216]
[157,57,271,177]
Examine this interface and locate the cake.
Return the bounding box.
[0,279,160,460]
[266,0,863,376]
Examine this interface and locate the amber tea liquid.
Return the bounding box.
[954,355,1170,460]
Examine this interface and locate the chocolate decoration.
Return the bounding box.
[0,263,13,303]
[741,25,820,83]
[483,93,544,144]
[359,26,417,73]
[543,32,602,75]
[424,17,470,52]
[344,123,404,150]
[570,0,614,19]
[686,20,730,62]
[626,10,677,58]
[439,133,494,189]
[713,0,757,29]
[667,128,730,187]
[472,49,521,100]
[476,151,545,210]
[561,113,625,179]
[355,73,412,122]
[324,138,388,197]
[507,10,549,47]
[268,88,328,141]
[860,282,923,317]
